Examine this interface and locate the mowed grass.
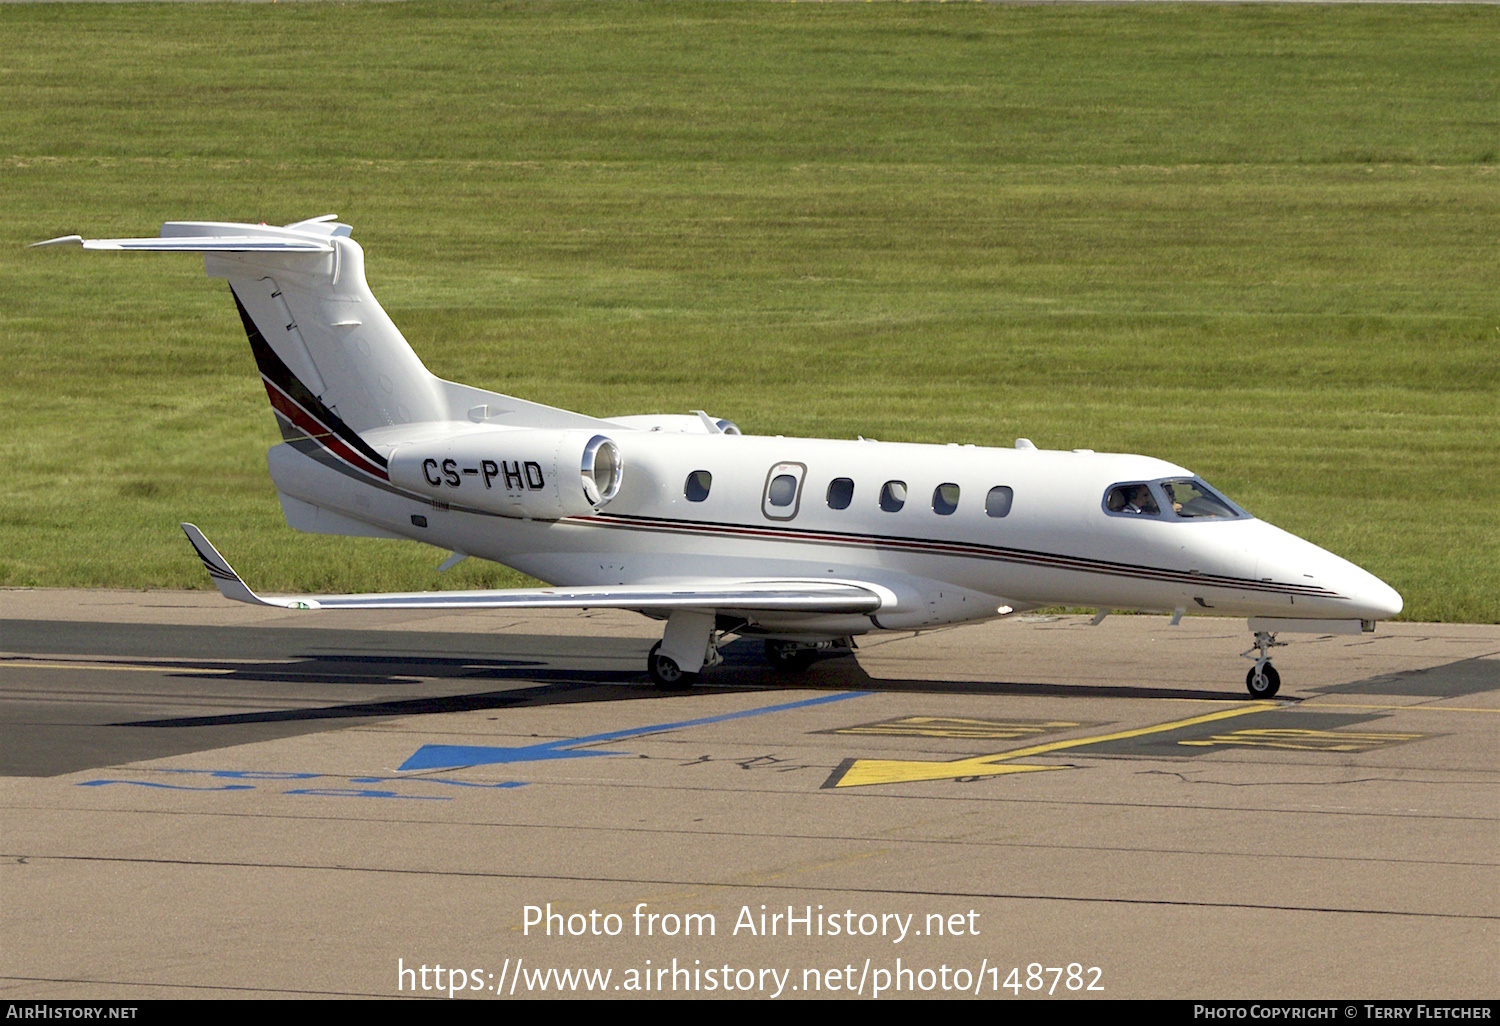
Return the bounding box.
[0,2,1495,620]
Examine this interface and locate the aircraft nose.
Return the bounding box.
[1242,520,1402,621]
[1347,570,1403,620]
[1316,549,1403,621]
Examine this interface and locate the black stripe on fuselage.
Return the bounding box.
[279,443,1338,600]
[229,285,388,471]
[577,512,1343,600]
[281,434,498,518]
[284,435,423,504]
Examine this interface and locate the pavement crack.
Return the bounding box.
[1135,769,1483,787]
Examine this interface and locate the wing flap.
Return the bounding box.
[181,524,886,614]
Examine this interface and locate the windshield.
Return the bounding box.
[1159,478,1241,519]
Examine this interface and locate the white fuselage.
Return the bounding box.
[268,424,1403,639]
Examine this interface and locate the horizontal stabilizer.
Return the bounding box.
[180,524,889,614]
[32,234,331,253]
[31,217,349,254]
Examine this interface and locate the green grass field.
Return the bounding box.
[0,1,1495,621]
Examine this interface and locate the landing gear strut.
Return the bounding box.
[1240,630,1285,698]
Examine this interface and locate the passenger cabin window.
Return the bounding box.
[1160,478,1239,519]
[827,477,854,510]
[768,475,797,506]
[1105,482,1160,516]
[684,470,712,502]
[879,480,907,513]
[761,462,806,520]
[985,485,1013,518]
[932,483,960,516]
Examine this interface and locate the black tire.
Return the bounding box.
[764,640,817,674]
[648,641,696,691]
[1245,663,1281,699]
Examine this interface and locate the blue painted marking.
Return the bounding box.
[126,767,527,793]
[350,777,527,789]
[284,788,450,801]
[77,780,256,792]
[398,691,867,771]
[157,769,322,780]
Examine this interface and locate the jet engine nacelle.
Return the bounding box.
[388,429,622,520]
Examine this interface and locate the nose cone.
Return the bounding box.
[1342,565,1403,620]
[1243,520,1403,620]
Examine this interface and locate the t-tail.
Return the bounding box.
[33,216,605,538]
[36,216,442,486]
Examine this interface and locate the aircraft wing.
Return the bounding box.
[181,524,888,614]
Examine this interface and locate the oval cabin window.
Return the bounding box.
[684,470,712,502]
[827,477,854,510]
[985,485,1013,518]
[768,474,798,507]
[880,480,907,513]
[932,483,960,515]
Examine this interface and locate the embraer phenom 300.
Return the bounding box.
[35,217,1403,697]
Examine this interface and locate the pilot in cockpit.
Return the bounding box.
[1106,483,1160,516]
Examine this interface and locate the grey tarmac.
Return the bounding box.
[0,589,1495,999]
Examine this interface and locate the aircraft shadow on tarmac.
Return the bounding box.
[112,635,1254,730]
[6,615,1491,776]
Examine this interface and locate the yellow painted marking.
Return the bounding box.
[832,703,1276,788]
[0,660,233,675]
[835,760,1065,787]
[1302,702,1500,715]
[1179,728,1425,753]
[833,716,1084,740]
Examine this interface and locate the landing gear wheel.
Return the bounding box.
[648,641,696,691]
[1245,663,1281,699]
[764,640,817,673]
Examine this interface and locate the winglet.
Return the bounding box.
[30,235,84,249]
[179,524,320,609]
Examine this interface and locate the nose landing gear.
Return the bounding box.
[764,637,855,674]
[765,639,819,673]
[1241,630,1286,698]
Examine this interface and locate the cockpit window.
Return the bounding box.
[1160,478,1239,519]
[1105,482,1160,516]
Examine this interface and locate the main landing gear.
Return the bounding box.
[1241,630,1286,698]
[646,610,721,691]
[646,609,855,690]
[647,641,698,691]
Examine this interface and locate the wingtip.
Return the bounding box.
[179,524,317,609]
[30,235,84,249]
[179,523,263,605]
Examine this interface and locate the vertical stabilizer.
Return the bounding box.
[192,219,446,433]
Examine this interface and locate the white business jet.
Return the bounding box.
[35,217,1403,697]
